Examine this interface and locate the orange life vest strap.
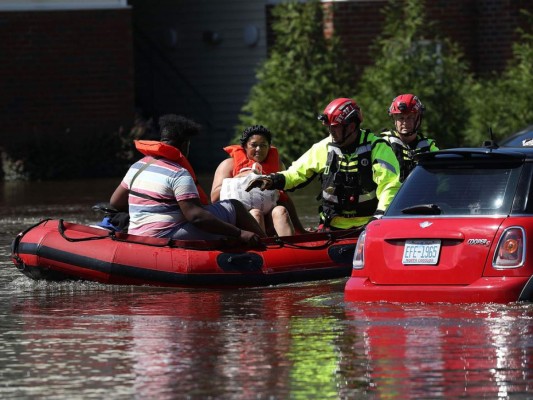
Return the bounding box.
[223,145,280,176]
[223,144,288,202]
[134,140,209,205]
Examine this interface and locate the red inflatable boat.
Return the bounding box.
[11,219,358,287]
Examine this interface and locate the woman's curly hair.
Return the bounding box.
[240,125,272,147]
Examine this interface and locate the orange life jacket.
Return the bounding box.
[224,145,281,176]
[134,140,209,205]
[223,144,288,202]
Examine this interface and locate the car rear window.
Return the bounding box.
[386,164,524,216]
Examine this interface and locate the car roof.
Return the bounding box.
[417,146,533,165]
[499,124,533,147]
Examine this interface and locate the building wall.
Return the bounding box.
[327,0,531,78]
[0,0,530,178]
[473,0,531,75]
[129,0,269,172]
[0,5,134,177]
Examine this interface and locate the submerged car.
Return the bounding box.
[345,145,533,303]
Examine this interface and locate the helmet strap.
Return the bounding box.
[327,121,358,146]
[342,124,351,143]
[416,114,422,132]
[337,123,357,147]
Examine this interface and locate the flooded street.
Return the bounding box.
[1,178,533,398]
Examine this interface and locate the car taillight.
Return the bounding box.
[353,230,366,270]
[493,227,526,269]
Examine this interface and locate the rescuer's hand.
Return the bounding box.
[245,175,274,192]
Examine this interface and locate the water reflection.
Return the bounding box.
[5,281,350,398]
[2,179,533,398]
[341,302,533,398]
[7,280,533,398]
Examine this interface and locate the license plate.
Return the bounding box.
[402,239,441,265]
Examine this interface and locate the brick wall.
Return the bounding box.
[326,0,531,78]
[469,0,531,75]
[326,1,386,77]
[0,9,134,143]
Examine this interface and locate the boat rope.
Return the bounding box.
[110,234,230,251]
[55,219,230,250]
[263,234,335,250]
[263,227,361,250]
[11,219,53,261]
[58,219,115,242]
[53,219,362,251]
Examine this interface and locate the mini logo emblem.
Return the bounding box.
[361,158,369,167]
[467,239,490,246]
[420,221,432,228]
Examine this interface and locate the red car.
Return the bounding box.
[345,146,533,303]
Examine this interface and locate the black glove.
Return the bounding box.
[365,210,385,226]
[245,173,286,192]
[245,174,273,191]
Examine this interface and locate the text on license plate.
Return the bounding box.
[402,239,441,265]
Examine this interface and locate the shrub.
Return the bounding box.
[464,10,533,145]
[236,0,355,161]
[355,0,473,148]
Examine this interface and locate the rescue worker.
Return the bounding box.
[380,94,439,182]
[246,98,402,230]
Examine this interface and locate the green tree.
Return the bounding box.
[465,11,533,145]
[355,0,473,148]
[236,0,354,161]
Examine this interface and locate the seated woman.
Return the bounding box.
[211,125,305,236]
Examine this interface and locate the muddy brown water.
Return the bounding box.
[1,178,532,398]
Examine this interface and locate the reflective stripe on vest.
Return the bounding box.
[320,135,378,224]
[382,133,432,181]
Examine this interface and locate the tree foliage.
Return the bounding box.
[237,0,531,157]
[355,0,473,148]
[464,10,533,146]
[236,0,354,161]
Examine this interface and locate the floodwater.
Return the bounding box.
[1,178,533,399]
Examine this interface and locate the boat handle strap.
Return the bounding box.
[58,219,113,242]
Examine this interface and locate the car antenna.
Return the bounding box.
[482,126,499,150]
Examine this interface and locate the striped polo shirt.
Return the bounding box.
[121,156,199,237]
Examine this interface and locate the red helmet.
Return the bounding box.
[318,98,363,126]
[388,94,425,115]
